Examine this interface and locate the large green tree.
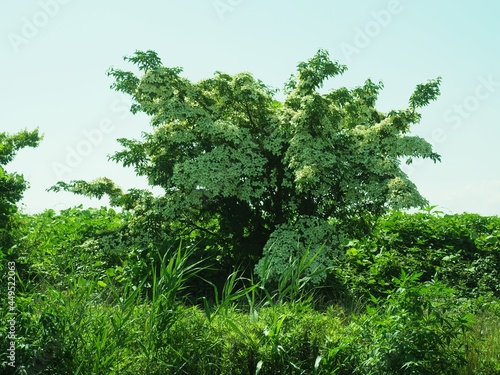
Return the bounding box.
[0,129,42,250]
[53,50,441,281]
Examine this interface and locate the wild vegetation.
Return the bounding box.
[2,207,499,374]
[1,51,499,374]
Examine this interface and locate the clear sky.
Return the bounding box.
[1,0,499,216]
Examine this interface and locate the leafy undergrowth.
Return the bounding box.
[1,208,500,374]
[2,275,500,374]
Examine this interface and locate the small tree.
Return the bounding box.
[53,50,441,281]
[0,129,42,250]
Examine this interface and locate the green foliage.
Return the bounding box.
[2,225,500,374]
[319,273,475,375]
[142,243,207,359]
[49,178,149,210]
[352,272,471,374]
[336,209,500,300]
[465,299,500,374]
[0,276,146,374]
[255,216,342,285]
[4,270,496,375]
[11,206,126,287]
[0,128,42,250]
[0,128,41,165]
[55,49,442,278]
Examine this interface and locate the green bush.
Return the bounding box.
[334,210,500,300]
[11,207,126,287]
[353,272,471,374]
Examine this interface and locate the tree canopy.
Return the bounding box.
[52,49,442,281]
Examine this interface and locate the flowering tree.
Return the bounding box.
[53,50,441,281]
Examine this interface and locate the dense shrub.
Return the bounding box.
[335,210,500,300]
[11,207,126,287]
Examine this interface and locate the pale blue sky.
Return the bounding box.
[1,0,499,215]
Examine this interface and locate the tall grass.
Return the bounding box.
[3,243,500,374]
